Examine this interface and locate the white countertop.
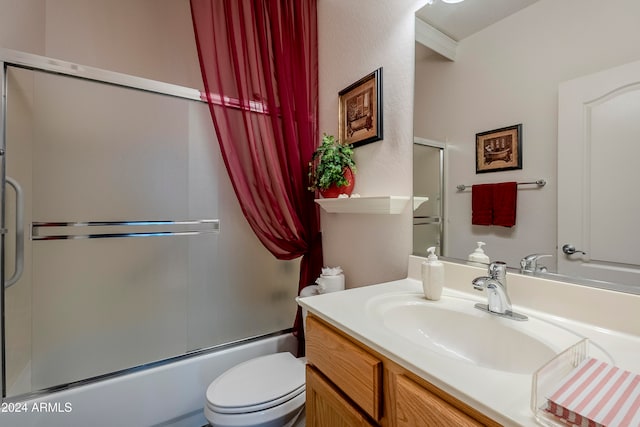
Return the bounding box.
[298,261,640,426]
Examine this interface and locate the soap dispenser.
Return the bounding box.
[421,246,444,301]
[468,241,490,265]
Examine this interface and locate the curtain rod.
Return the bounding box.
[456,179,546,192]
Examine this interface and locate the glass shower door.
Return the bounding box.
[2,62,299,399]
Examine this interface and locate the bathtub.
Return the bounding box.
[1,332,298,427]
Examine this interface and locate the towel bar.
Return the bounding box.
[456,179,546,192]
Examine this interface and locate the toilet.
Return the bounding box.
[205,286,320,427]
[204,352,306,427]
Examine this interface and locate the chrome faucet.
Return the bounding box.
[472,261,527,321]
[520,253,553,273]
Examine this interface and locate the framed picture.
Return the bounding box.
[338,67,383,148]
[475,124,522,173]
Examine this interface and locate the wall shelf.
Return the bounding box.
[315,196,410,214]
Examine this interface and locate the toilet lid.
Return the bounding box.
[206,352,305,414]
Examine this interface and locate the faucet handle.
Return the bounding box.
[520,254,553,272]
[472,276,487,291]
[488,261,507,280]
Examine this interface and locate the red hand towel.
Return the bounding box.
[492,182,517,227]
[471,184,493,225]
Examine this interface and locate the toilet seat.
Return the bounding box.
[206,352,305,414]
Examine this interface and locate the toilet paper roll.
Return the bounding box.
[315,274,345,294]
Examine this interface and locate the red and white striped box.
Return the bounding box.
[545,357,640,427]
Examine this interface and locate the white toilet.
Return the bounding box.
[205,286,320,426]
[204,352,306,427]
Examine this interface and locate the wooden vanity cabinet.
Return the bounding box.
[305,314,382,421]
[394,373,483,426]
[305,314,501,427]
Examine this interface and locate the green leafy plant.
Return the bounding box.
[308,133,356,191]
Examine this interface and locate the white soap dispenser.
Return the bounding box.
[468,241,490,265]
[421,246,444,301]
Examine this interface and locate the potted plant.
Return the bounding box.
[308,133,356,198]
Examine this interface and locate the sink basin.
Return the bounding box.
[366,293,587,374]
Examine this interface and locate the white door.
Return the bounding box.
[558,59,640,287]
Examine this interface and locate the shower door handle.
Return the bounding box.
[5,176,24,289]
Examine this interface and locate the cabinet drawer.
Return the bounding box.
[395,374,483,427]
[306,365,376,427]
[305,316,382,420]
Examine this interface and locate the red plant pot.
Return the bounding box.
[319,167,355,198]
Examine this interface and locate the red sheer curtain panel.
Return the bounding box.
[190,0,322,352]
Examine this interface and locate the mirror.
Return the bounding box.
[413,0,640,293]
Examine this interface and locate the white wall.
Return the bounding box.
[0,0,202,89]
[42,0,202,88]
[318,0,425,287]
[0,0,44,54]
[415,0,640,268]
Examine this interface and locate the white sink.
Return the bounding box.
[366,293,593,374]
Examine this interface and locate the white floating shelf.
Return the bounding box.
[413,196,429,211]
[315,196,410,214]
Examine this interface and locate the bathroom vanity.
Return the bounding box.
[305,314,496,426]
[299,256,640,426]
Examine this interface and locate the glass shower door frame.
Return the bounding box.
[0,50,210,400]
[413,136,446,257]
[1,56,7,400]
[2,48,291,402]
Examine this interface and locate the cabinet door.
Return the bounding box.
[395,375,483,427]
[306,366,376,427]
[306,316,382,420]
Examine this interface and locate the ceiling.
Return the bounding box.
[415,0,540,41]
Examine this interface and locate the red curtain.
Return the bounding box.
[190,0,322,350]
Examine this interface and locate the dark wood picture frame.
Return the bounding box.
[338,67,383,148]
[475,124,522,173]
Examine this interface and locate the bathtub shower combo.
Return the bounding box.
[0,49,300,426]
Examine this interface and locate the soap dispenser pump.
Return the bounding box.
[468,241,490,265]
[421,246,444,301]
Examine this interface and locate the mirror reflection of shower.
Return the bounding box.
[412,138,444,257]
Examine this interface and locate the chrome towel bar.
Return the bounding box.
[456,179,546,192]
